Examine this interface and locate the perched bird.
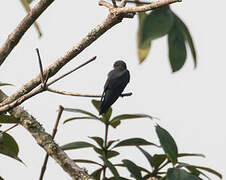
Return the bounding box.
[99,60,130,115]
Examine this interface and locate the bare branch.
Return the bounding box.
[116,0,153,5]
[47,56,97,86]
[36,48,45,85]
[47,88,133,98]
[99,0,114,8]
[1,124,19,134]
[39,105,64,180]
[0,0,54,66]
[116,0,181,13]
[0,0,181,113]
[0,90,90,179]
[0,57,96,114]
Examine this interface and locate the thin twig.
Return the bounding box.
[99,0,113,8]
[36,48,45,85]
[47,56,97,86]
[116,0,153,5]
[47,88,132,98]
[1,124,19,134]
[39,105,64,180]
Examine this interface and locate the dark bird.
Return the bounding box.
[99,60,130,115]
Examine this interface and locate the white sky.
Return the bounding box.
[0,0,225,179]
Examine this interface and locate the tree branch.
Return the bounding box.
[0,0,54,66]
[0,0,180,113]
[0,90,91,180]
[39,105,64,180]
[47,88,132,98]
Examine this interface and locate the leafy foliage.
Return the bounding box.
[61,100,221,179]
[137,6,197,72]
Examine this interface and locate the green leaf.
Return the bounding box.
[90,168,103,179]
[0,132,23,163]
[166,168,201,180]
[137,146,154,168]
[93,147,104,156]
[0,82,13,87]
[168,16,187,72]
[110,114,153,128]
[178,162,222,179]
[152,154,167,169]
[63,108,100,120]
[137,12,151,63]
[113,138,158,148]
[92,100,112,122]
[178,153,205,158]
[101,157,120,178]
[122,159,142,180]
[63,116,98,124]
[173,13,197,68]
[73,159,102,166]
[61,141,95,150]
[89,136,104,148]
[155,125,178,165]
[0,115,20,123]
[106,150,120,159]
[139,6,173,47]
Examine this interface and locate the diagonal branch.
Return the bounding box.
[0,0,54,66]
[0,90,90,180]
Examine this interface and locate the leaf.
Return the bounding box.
[137,146,154,168]
[90,168,103,179]
[122,159,142,180]
[155,125,178,165]
[152,154,167,169]
[0,115,20,123]
[110,114,153,128]
[92,100,112,122]
[113,138,158,148]
[0,132,23,163]
[139,6,173,48]
[63,108,100,120]
[20,0,42,37]
[168,16,187,72]
[61,141,95,150]
[173,13,197,68]
[106,150,120,159]
[63,116,98,124]
[89,136,104,148]
[166,168,201,180]
[0,82,13,87]
[101,157,120,178]
[93,147,104,156]
[73,159,102,166]
[137,12,151,63]
[178,162,222,179]
[178,153,205,158]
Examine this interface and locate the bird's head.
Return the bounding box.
[113,60,127,71]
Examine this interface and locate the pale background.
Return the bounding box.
[0,0,225,179]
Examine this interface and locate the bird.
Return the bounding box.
[99,60,130,115]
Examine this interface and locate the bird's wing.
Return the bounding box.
[104,69,129,90]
